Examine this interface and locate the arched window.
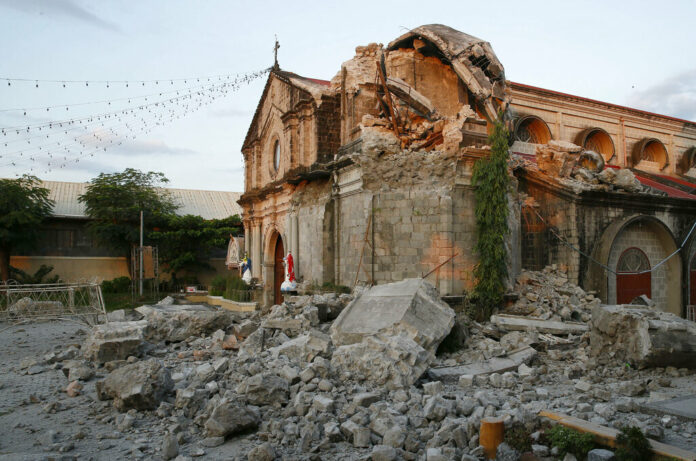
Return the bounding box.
[514,115,552,144]
[616,247,651,304]
[576,128,615,163]
[632,138,668,169]
[273,140,280,171]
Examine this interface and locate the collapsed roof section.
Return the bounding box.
[388,24,508,122]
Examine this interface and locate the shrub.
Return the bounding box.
[100,276,131,293]
[548,425,596,460]
[225,275,250,301]
[615,426,652,461]
[209,274,227,296]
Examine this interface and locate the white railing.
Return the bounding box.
[0,281,107,325]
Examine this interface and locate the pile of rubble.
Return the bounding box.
[515,140,659,195]
[6,271,696,460]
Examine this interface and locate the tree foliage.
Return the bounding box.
[148,214,242,278]
[0,175,54,281]
[471,114,510,320]
[78,169,178,266]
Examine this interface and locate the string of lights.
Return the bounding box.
[0,69,267,133]
[1,70,268,87]
[2,68,265,173]
[0,78,244,154]
[0,77,245,114]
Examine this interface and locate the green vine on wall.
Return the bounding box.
[471,113,510,320]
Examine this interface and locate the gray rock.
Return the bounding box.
[201,436,225,447]
[240,373,289,406]
[83,321,148,363]
[103,359,173,411]
[136,304,236,342]
[354,392,381,407]
[162,433,179,460]
[496,442,519,461]
[587,448,615,461]
[383,426,406,448]
[268,329,331,362]
[247,442,275,461]
[204,399,260,438]
[371,444,397,461]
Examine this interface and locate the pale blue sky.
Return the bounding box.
[1,0,694,191]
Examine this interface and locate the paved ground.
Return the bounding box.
[0,321,250,460]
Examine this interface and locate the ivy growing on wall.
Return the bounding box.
[471,113,510,320]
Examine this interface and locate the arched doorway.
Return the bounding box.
[274,235,285,305]
[616,247,651,304]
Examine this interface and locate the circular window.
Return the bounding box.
[617,247,650,273]
[514,116,552,144]
[273,141,280,171]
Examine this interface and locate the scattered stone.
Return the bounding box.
[82,320,148,363]
[587,448,616,461]
[162,433,179,460]
[247,442,275,461]
[204,399,260,438]
[102,358,173,411]
[66,380,82,397]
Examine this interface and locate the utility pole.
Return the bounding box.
[139,210,143,297]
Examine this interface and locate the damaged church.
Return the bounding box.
[238,24,696,318]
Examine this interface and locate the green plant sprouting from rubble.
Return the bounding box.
[547,425,596,460]
[615,426,652,461]
[471,112,510,321]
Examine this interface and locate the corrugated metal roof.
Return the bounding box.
[39,180,242,220]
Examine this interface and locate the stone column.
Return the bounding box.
[253,224,262,279]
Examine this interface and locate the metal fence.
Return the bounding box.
[0,281,107,325]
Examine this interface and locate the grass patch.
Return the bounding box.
[102,292,132,311]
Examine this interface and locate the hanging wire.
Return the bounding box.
[0,70,265,86]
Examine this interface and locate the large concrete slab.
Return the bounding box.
[643,395,696,421]
[590,305,696,368]
[330,278,455,351]
[491,314,588,335]
[427,346,536,383]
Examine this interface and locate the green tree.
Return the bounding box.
[0,175,54,282]
[78,168,178,275]
[149,214,242,280]
[471,114,510,320]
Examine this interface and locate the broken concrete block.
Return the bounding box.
[331,278,454,352]
[239,373,289,406]
[332,332,431,389]
[491,314,588,335]
[268,329,331,362]
[330,279,454,389]
[135,304,235,342]
[590,305,696,368]
[427,346,536,383]
[204,399,260,438]
[83,320,148,363]
[102,358,173,411]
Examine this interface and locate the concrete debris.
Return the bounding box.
[491,314,589,335]
[330,278,454,388]
[135,304,239,342]
[102,358,174,411]
[427,346,537,383]
[590,304,696,368]
[82,320,148,363]
[529,142,657,195]
[331,278,455,352]
[4,268,696,460]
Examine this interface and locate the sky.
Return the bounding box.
[0,0,695,192]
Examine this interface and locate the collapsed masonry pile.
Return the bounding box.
[517,140,658,195]
[507,265,599,322]
[10,274,696,460]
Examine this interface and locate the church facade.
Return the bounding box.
[239,25,696,318]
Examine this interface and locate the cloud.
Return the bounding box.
[625,69,696,122]
[112,139,198,157]
[0,0,121,32]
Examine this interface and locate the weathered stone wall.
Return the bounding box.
[509,83,696,174]
[519,170,696,315]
